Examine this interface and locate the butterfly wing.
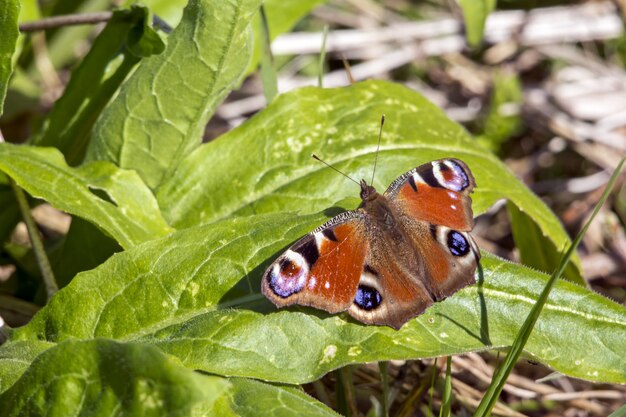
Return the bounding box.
[384,158,480,300]
[385,158,476,231]
[346,228,436,329]
[262,211,370,314]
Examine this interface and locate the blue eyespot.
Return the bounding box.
[447,231,469,256]
[354,285,382,310]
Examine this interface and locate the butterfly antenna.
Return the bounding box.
[370,114,385,186]
[312,154,361,187]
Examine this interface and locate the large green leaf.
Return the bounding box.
[0,341,339,416]
[11,213,626,384]
[508,202,580,285]
[0,339,232,416]
[0,0,20,117]
[0,340,53,394]
[230,378,340,417]
[34,6,164,165]
[156,80,583,282]
[86,0,262,190]
[0,144,172,249]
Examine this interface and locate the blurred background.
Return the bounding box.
[2,0,626,415]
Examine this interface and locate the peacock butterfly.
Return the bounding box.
[261,131,480,329]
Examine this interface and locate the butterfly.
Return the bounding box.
[261,158,480,329]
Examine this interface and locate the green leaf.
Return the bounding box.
[50,218,120,288]
[86,0,262,190]
[0,144,172,249]
[12,213,626,384]
[458,0,495,47]
[34,6,164,165]
[0,339,232,416]
[156,80,583,282]
[0,0,20,117]
[0,340,54,394]
[508,202,581,285]
[230,378,340,417]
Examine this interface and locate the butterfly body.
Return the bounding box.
[262,158,480,329]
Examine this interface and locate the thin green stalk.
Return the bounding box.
[318,24,329,88]
[337,366,357,417]
[259,5,277,103]
[473,154,626,416]
[10,179,58,300]
[439,356,452,417]
[379,361,390,417]
[312,380,332,407]
[428,357,438,417]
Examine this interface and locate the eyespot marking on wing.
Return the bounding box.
[433,160,470,192]
[354,285,382,310]
[447,230,470,256]
[353,265,383,311]
[267,250,308,298]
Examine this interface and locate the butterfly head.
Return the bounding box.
[359,179,378,202]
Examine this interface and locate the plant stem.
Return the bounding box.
[10,179,58,300]
[19,12,113,32]
[379,361,390,417]
[19,12,172,33]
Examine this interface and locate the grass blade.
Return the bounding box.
[379,361,390,417]
[439,356,452,417]
[9,179,58,300]
[318,24,329,87]
[259,5,278,103]
[473,153,626,416]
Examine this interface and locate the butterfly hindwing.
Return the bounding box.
[262,211,369,314]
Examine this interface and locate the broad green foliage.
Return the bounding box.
[508,202,580,284]
[156,80,583,283]
[0,144,172,249]
[2,1,624,414]
[87,0,263,190]
[459,0,496,47]
[0,339,232,416]
[0,0,20,116]
[0,339,339,416]
[230,378,341,417]
[10,213,626,384]
[0,341,53,393]
[34,6,164,165]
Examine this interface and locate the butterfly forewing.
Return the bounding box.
[385,158,476,231]
[262,211,369,314]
